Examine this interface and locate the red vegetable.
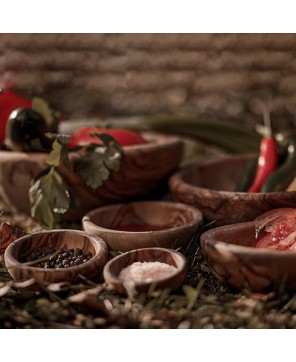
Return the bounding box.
[0,88,31,146]
[254,207,295,239]
[255,208,296,250]
[248,112,278,193]
[0,222,26,250]
[68,127,147,148]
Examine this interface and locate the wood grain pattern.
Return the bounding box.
[82,201,203,252]
[4,229,108,283]
[200,222,296,292]
[103,247,187,295]
[0,132,184,220]
[169,154,296,226]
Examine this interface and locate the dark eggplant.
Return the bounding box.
[5,107,52,152]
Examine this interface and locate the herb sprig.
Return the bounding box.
[29,132,123,229]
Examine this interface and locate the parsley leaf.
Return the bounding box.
[32,97,61,132]
[45,133,71,169]
[74,133,122,189]
[29,131,123,229]
[29,167,71,229]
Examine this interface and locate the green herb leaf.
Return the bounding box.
[29,131,122,229]
[29,167,70,229]
[45,133,72,145]
[32,97,60,132]
[75,151,110,189]
[45,133,71,169]
[46,140,63,167]
[74,133,122,189]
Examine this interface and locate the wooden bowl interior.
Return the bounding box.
[85,201,200,230]
[103,247,188,294]
[180,154,255,191]
[108,248,183,279]
[205,222,258,248]
[11,230,98,262]
[5,230,109,284]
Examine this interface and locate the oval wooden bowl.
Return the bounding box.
[169,153,296,226]
[0,132,184,220]
[200,222,296,292]
[82,201,203,252]
[103,247,187,295]
[4,229,108,283]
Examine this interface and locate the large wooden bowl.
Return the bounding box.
[200,222,296,292]
[82,201,203,252]
[169,154,296,226]
[4,229,108,283]
[103,247,187,295]
[0,132,183,220]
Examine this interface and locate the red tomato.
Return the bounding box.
[0,88,31,145]
[67,128,147,148]
[255,208,296,250]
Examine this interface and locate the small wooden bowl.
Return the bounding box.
[169,154,296,226]
[200,222,296,292]
[103,247,187,295]
[4,229,108,283]
[82,201,203,252]
[0,132,183,220]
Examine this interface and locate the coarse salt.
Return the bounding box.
[119,261,177,283]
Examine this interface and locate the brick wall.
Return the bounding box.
[1,33,296,127]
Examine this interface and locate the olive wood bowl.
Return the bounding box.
[82,201,203,252]
[103,247,187,295]
[4,229,108,283]
[169,153,296,226]
[0,132,183,220]
[200,222,296,292]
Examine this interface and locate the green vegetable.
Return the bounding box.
[148,117,261,153]
[29,132,123,229]
[92,116,261,154]
[260,131,296,192]
[74,133,122,189]
[235,158,258,192]
[31,97,60,133]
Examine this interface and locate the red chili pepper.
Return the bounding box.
[248,112,278,193]
[0,88,31,145]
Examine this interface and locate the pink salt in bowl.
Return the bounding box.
[103,247,187,295]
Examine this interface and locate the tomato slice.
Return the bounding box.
[255,232,275,248]
[254,208,295,239]
[68,128,147,148]
[255,208,296,250]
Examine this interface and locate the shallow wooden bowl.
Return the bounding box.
[0,132,183,220]
[200,222,296,292]
[4,229,108,283]
[103,247,187,295]
[169,154,296,226]
[82,201,203,252]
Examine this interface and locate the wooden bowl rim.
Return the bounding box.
[200,222,296,259]
[103,247,187,287]
[4,229,108,274]
[169,153,296,197]
[0,132,183,158]
[82,200,203,235]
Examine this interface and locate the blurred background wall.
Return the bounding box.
[1,33,296,127]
